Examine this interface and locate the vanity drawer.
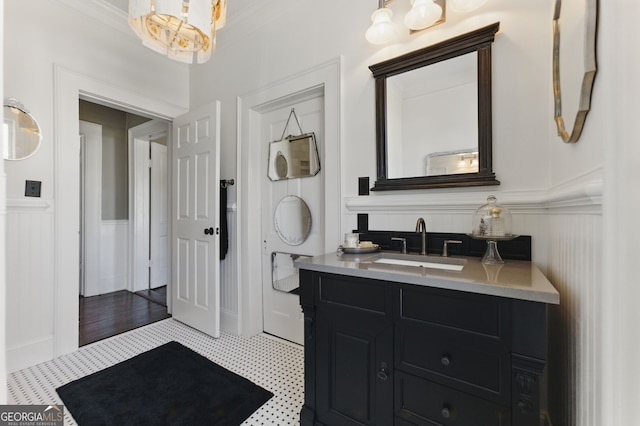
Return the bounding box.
[396,321,510,401]
[397,285,510,340]
[395,372,510,426]
[317,273,391,314]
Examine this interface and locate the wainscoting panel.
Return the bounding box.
[5,199,55,372]
[220,208,239,333]
[547,213,601,426]
[99,220,129,295]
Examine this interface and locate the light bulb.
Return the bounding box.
[404,0,442,31]
[366,7,399,44]
[449,0,489,13]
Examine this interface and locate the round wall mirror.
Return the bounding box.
[3,98,42,160]
[274,195,312,246]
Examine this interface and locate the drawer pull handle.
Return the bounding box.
[377,362,389,381]
[441,355,451,367]
[441,406,451,419]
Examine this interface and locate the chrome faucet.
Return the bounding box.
[391,237,408,254]
[415,217,427,255]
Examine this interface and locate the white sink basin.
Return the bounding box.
[371,253,466,271]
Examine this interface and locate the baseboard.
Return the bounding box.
[7,336,54,373]
[220,308,239,335]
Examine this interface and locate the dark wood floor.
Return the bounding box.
[79,287,171,346]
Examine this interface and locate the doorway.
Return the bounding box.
[78,100,170,345]
[129,120,170,307]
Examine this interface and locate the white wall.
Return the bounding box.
[590,2,640,426]
[3,0,189,370]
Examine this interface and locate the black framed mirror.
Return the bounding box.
[370,22,500,191]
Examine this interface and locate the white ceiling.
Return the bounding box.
[102,0,128,13]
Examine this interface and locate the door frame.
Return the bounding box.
[237,57,342,337]
[79,121,103,297]
[54,65,187,356]
[260,96,326,345]
[128,120,170,296]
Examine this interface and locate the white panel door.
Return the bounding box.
[150,142,168,288]
[172,102,221,338]
[261,96,325,345]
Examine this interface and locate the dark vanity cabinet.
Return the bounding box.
[299,270,549,426]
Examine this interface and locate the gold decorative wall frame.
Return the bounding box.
[552,0,598,143]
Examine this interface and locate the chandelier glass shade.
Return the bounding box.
[128,0,227,64]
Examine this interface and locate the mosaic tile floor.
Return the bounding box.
[7,319,304,425]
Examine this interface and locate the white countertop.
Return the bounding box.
[295,251,560,305]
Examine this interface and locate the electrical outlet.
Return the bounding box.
[357,214,369,232]
[25,180,42,197]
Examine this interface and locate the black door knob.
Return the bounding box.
[204,227,214,235]
[441,406,451,419]
[377,362,389,381]
[441,355,451,367]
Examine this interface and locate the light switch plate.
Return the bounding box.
[25,180,41,197]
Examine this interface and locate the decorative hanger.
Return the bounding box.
[278,108,305,141]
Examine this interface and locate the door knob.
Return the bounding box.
[377,362,389,381]
[204,227,214,235]
[441,355,451,367]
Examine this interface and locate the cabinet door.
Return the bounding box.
[315,276,393,425]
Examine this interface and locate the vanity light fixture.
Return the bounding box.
[404,0,444,30]
[366,0,489,44]
[365,5,400,45]
[366,0,444,44]
[128,0,227,64]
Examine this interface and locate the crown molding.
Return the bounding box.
[53,0,133,39]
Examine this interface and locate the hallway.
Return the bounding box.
[79,288,170,346]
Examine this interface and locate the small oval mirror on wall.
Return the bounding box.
[3,98,42,160]
[273,195,312,246]
[552,0,598,143]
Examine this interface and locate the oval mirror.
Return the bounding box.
[274,195,312,246]
[3,98,42,160]
[552,0,597,143]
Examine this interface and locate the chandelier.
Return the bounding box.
[128,0,227,64]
